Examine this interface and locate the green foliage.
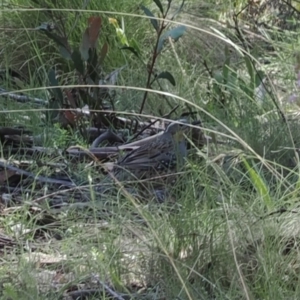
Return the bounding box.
[212,47,265,106]
[157,25,186,53]
[242,156,273,210]
[2,0,300,299]
[37,16,109,107]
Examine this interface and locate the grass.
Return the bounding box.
[1,0,300,299]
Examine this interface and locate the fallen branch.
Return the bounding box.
[0,87,48,105]
[0,161,75,187]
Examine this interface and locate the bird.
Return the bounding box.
[106,120,190,187]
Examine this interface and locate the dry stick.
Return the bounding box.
[95,278,125,300]
[66,289,99,300]
[67,287,125,300]
[0,161,75,187]
[31,170,186,206]
[0,87,47,105]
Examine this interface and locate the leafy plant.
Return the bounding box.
[121,0,186,114]
[35,1,187,135]
[37,17,124,132]
[211,46,265,107]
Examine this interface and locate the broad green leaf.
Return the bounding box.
[153,0,164,15]
[140,5,158,31]
[242,157,273,211]
[156,71,176,86]
[157,25,186,53]
[59,46,72,60]
[71,49,85,75]
[87,48,98,83]
[80,28,90,61]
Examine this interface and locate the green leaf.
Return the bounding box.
[120,46,140,58]
[170,0,184,20]
[36,24,72,60]
[129,38,142,56]
[255,70,265,87]
[153,0,164,15]
[87,48,98,83]
[59,46,72,60]
[71,49,85,75]
[239,78,253,98]
[242,157,273,211]
[244,56,254,82]
[222,65,230,84]
[157,25,186,53]
[140,5,158,31]
[156,71,176,86]
[80,28,90,61]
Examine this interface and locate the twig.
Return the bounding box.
[96,279,125,300]
[0,88,48,105]
[0,161,75,187]
[66,289,99,300]
[139,3,173,114]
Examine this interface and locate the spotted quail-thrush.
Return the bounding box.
[110,120,189,185]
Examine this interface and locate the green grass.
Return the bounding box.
[1,0,300,299]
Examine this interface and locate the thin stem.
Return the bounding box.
[139,2,173,115]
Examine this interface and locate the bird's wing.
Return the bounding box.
[116,139,173,170]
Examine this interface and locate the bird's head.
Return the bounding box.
[165,119,189,142]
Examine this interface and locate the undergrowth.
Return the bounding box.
[1,0,300,299]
